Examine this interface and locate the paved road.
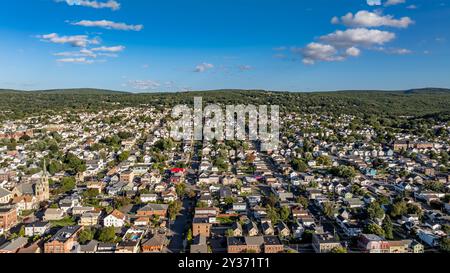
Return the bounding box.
[167,198,194,253]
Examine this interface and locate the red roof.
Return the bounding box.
[171,168,185,173]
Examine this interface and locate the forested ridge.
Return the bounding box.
[1,88,449,122]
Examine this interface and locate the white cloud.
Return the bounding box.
[301,43,344,65]
[194,63,214,72]
[332,10,413,28]
[406,4,417,9]
[56,0,120,10]
[54,48,97,58]
[375,47,413,54]
[38,33,100,47]
[71,20,143,31]
[56,57,94,64]
[367,0,382,6]
[346,47,361,57]
[385,0,406,7]
[91,45,125,52]
[320,28,396,48]
[127,80,161,90]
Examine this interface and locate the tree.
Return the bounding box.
[225,229,234,237]
[60,177,76,193]
[168,200,182,220]
[18,225,25,237]
[331,246,347,253]
[390,201,408,218]
[292,158,308,172]
[79,228,95,244]
[316,155,332,167]
[367,202,385,220]
[186,229,193,243]
[97,227,116,243]
[279,206,291,222]
[440,237,450,253]
[175,183,186,197]
[266,206,280,224]
[296,196,309,208]
[266,194,278,207]
[117,150,130,162]
[382,215,394,240]
[331,166,356,180]
[63,152,86,174]
[323,202,335,218]
[365,223,385,237]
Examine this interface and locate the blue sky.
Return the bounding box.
[0,0,449,92]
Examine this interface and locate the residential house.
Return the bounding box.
[44,226,83,253]
[103,210,126,228]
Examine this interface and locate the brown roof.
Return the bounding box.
[110,209,125,220]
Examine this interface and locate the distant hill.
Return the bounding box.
[0,87,449,122]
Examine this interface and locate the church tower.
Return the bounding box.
[40,159,50,201]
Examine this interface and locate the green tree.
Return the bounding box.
[60,177,76,193]
[365,223,385,237]
[79,228,95,244]
[117,150,130,162]
[331,246,347,253]
[279,206,291,222]
[292,158,308,172]
[382,215,394,240]
[367,202,385,220]
[168,200,182,220]
[97,227,116,243]
[440,237,450,253]
[323,202,335,218]
[296,196,309,208]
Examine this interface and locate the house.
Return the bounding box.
[312,233,342,253]
[233,202,247,212]
[0,206,17,231]
[417,229,441,247]
[12,195,37,212]
[43,208,65,221]
[190,235,208,253]
[103,210,126,228]
[192,217,212,237]
[137,203,169,218]
[79,211,101,226]
[0,187,13,204]
[263,236,284,253]
[276,222,291,237]
[134,217,150,227]
[25,221,50,237]
[140,194,158,203]
[79,240,99,253]
[141,234,167,253]
[230,222,243,237]
[0,237,28,253]
[261,221,275,236]
[357,234,390,253]
[245,221,259,236]
[44,226,83,253]
[227,236,283,253]
[227,236,263,253]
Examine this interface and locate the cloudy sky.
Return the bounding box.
[0,0,449,92]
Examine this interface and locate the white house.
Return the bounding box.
[103,210,126,227]
[25,221,50,237]
[140,194,158,203]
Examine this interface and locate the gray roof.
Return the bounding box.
[0,187,12,199]
[245,236,264,246]
[0,237,28,252]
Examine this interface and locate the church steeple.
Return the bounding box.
[40,158,50,201]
